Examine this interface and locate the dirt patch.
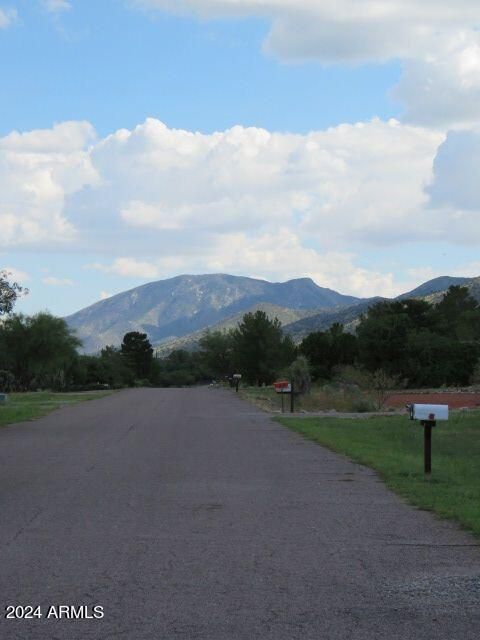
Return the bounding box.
[386,391,480,409]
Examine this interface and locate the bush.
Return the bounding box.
[288,356,311,394]
[349,397,376,413]
[0,370,17,393]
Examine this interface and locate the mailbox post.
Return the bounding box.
[273,380,293,413]
[408,404,448,477]
[232,373,242,393]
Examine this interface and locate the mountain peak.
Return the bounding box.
[66,273,359,353]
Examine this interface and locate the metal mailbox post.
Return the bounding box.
[408,403,449,476]
[274,380,295,413]
[232,373,242,392]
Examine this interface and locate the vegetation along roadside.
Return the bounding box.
[0,391,113,429]
[278,412,480,537]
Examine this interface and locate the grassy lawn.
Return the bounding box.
[278,411,480,537]
[0,391,114,428]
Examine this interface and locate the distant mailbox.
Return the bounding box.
[409,403,449,422]
[233,374,242,380]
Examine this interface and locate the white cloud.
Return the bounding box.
[88,117,443,247]
[135,1,480,62]
[88,230,412,298]
[393,31,480,128]
[43,0,72,13]
[42,276,74,286]
[100,291,113,300]
[4,116,477,297]
[134,1,480,129]
[0,6,17,29]
[203,228,409,298]
[0,121,98,248]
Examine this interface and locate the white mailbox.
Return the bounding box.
[410,404,449,421]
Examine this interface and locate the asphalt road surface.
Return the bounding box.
[1,388,479,640]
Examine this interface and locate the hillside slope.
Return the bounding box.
[66,274,360,353]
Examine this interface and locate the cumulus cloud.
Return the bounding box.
[202,228,410,298]
[428,129,480,211]
[393,31,480,128]
[0,121,98,248]
[0,6,17,29]
[418,128,480,246]
[4,116,476,296]
[83,117,443,247]
[135,1,480,61]
[133,1,480,129]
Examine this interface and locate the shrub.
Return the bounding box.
[288,356,311,394]
[0,370,17,393]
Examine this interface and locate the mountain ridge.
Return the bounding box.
[66,273,480,353]
[66,273,361,353]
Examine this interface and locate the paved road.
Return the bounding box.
[1,388,479,639]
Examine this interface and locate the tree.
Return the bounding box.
[356,299,434,375]
[432,286,480,341]
[199,329,235,378]
[231,310,296,386]
[300,324,358,381]
[0,270,27,316]
[120,332,154,379]
[355,292,480,387]
[0,312,81,389]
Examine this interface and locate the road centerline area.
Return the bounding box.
[1,387,479,639]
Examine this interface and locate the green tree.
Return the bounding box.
[355,292,480,387]
[120,332,154,379]
[432,286,480,341]
[231,310,296,386]
[0,312,81,389]
[0,270,27,316]
[300,324,358,380]
[100,345,135,387]
[356,299,433,375]
[199,329,235,378]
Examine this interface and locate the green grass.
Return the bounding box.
[0,391,114,428]
[278,411,480,537]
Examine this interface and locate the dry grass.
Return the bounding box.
[238,383,376,413]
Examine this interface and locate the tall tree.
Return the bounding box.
[356,299,433,375]
[300,324,357,380]
[0,312,80,389]
[199,329,235,378]
[120,331,154,378]
[232,310,296,385]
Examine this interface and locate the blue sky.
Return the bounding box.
[1,0,480,316]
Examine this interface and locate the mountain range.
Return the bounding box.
[65,274,480,354]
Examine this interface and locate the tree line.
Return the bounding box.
[1,268,479,392]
